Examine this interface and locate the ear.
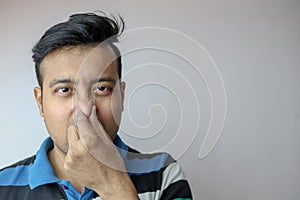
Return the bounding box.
[120,81,126,111]
[34,87,44,117]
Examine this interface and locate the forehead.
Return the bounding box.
[40,45,118,85]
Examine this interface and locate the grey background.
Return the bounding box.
[0,0,299,199]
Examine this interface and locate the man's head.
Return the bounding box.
[32,12,124,88]
[32,12,125,154]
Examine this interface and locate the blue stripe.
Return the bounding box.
[125,152,169,175]
[0,164,32,186]
[1,136,170,187]
[114,135,169,174]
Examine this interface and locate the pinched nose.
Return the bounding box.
[76,98,93,117]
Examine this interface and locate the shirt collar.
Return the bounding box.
[29,137,59,189]
[113,134,129,151]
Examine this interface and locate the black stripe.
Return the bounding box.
[163,154,176,166]
[128,153,177,193]
[0,155,36,172]
[130,166,164,193]
[126,150,174,161]
[160,180,193,199]
[127,146,140,153]
[0,183,66,199]
[126,147,176,167]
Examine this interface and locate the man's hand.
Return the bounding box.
[64,106,139,200]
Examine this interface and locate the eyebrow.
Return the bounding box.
[91,77,116,85]
[48,77,116,88]
[49,78,73,88]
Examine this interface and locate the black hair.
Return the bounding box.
[32,12,124,87]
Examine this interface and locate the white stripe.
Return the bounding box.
[138,191,160,200]
[137,162,187,200]
[161,162,187,191]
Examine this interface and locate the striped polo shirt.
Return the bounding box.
[0,135,192,199]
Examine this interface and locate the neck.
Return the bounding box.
[48,146,84,193]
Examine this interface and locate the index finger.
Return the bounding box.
[89,105,112,142]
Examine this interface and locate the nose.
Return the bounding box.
[72,83,94,117]
[77,98,93,117]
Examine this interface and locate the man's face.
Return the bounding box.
[34,45,125,154]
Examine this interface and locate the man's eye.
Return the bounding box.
[57,87,72,93]
[97,86,107,91]
[95,86,112,95]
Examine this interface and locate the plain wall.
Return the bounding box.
[0,0,299,199]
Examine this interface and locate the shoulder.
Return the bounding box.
[0,156,35,199]
[126,148,192,199]
[0,155,36,172]
[0,155,65,199]
[0,155,36,186]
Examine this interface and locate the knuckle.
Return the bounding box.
[66,149,80,163]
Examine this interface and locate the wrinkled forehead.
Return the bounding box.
[40,44,118,85]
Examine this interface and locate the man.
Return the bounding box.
[0,12,192,199]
